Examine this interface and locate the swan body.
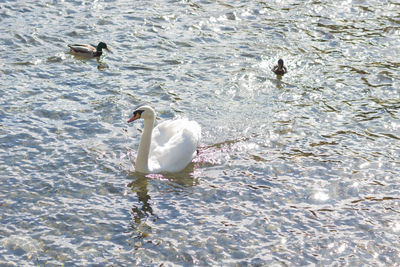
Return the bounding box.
[68,42,109,57]
[272,59,287,75]
[128,106,201,173]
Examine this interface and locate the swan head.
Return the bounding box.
[128,105,155,123]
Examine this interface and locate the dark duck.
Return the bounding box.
[272,59,287,75]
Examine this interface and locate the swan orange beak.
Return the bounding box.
[128,113,141,123]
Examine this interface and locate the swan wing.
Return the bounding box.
[151,119,183,146]
[149,119,201,172]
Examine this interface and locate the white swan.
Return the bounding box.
[127,105,201,173]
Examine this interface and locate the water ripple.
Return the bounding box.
[1,0,400,265]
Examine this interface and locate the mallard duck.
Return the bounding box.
[68,42,110,57]
[272,59,287,75]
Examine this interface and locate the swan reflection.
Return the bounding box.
[126,168,200,240]
[127,173,155,240]
[128,174,154,220]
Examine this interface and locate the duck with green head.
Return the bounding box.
[68,42,110,57]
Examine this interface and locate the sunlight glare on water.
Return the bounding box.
[0,0,400,265]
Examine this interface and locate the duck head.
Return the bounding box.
[97,42,110,52]
[277,59,284,68]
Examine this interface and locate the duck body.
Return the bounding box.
[68,42,109,57]
[272,59,287,75]
[128,106,201,173]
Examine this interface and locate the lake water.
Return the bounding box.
[1,0,399,265]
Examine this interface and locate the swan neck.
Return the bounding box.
[135,117,154,173]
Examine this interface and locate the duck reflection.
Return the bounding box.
[275,75,284,89]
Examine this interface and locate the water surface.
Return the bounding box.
[1,0,400,265]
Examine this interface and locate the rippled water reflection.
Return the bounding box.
[1,0,399,265]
